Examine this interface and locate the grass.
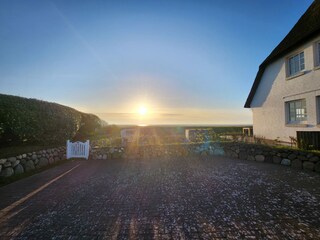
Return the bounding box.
[0,159,70,187]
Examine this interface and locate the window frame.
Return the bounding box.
[286,51,305,77]
[314,41,320,68]
[286,99,307,124]
[317,96,320,124]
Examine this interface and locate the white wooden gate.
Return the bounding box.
[66,140,90,159]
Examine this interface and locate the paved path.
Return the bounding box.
[0,156,320,239]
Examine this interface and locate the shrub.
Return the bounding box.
[0,94,102,145]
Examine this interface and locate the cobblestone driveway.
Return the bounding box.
[0,156,320,239]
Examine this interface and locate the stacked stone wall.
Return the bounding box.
[220,142,320,173]
[0,147,66,178]
[92,142,320,173]
[2,142,319,179]
[91,143,224,160]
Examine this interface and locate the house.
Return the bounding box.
[185,128,215,142]
[120,128,139,145]
[120,127,159,145]
[242,127,253,137]
[245,0,320,146]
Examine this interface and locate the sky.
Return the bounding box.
[0,0,314,125]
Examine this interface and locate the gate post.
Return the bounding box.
[66,140,71,159]
[85,140,90,159]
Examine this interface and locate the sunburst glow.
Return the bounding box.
[138,105,147,115]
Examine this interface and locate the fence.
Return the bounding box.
[66,140,90,159]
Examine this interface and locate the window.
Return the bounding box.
[316,42,320,67]
[288,52,305,76]
[318,42,320,63]
[317,96,320,123]
[286,99,307,124]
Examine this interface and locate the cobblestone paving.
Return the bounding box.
[0,156,320,239]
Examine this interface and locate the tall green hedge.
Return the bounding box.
[0,94,103,145]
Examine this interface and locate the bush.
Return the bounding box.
[0,94,103,145]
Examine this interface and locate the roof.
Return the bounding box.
[244,0,320,108]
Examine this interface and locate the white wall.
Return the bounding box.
[250,35,320,142]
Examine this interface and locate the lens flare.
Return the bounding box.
[138,106,147,115]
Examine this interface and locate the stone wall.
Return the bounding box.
[90,143,225,160]
[91,142,320,173]
[0,147,66,178]
[91,147,125,160]
[2,142,319,179]
[220,142,320,173]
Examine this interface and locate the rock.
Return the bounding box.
[8,157,17,163]
[281,159,291,166]
[307,153,314,158]
[315,161,320,173]
[273,156,282,164]
[213,148,225,156]
[20,159,27,165]
[0,167,14,177]
[32,154,37,160]
[309,156,319,162]
[0,165,2,173]
[14,164,24,175]
[298,155,307,161]
[230,152,238,158]
[255,155,265,162]
[303,161,315,171]
[201,151,207,156]
[37,157,48,168]
[12,160,20,168]
[48,157,55,165]
[288,154,297,160]
[24,160,35,172]
[0,158,7,164]
[102,154,107,160]
[34,158,39,165]
[22,154,27,158]
[247,155,255,161]
[3,162,11,167]
[54,157,60,162]
[239,152,248,160]
[17,155,22,160]
[291,159,302,169]
[265,155,273,163]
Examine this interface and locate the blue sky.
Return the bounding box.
[0,0,314,125]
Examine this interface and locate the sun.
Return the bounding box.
[138,105,147,115]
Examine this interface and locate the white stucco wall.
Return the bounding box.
[250,35,320,142]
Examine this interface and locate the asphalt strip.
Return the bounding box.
[0,163,81,222]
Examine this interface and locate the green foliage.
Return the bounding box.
[0,144,61,159]
[95,125,120,138]
[210,126,245,134]
[0,94,102,145]
[298,138,315,151]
